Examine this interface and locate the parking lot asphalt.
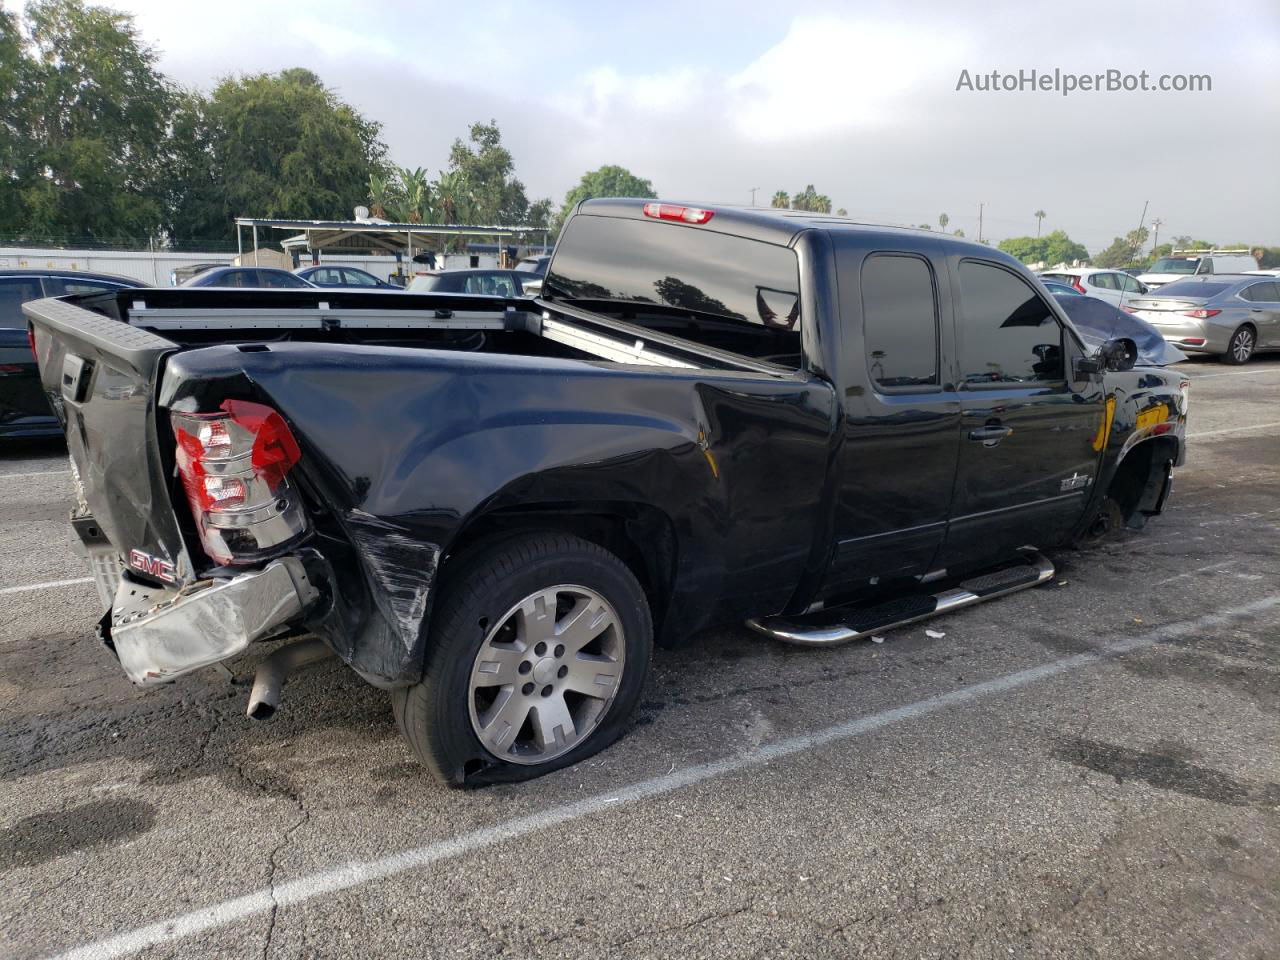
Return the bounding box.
[2,355,1278,960]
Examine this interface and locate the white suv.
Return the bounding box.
[1138,251,1260,290]
[1038,268,1147,308]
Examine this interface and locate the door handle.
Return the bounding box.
[968,424,1013,445]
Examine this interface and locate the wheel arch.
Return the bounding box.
[439,499,679,645]
[1105,435,1180,527]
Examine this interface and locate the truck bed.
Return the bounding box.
[69,287,793,374]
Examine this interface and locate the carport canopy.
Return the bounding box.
[232,217,549,263]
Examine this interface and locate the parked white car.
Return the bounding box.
[1038,267,1147,308]
[1138,251,1259,290]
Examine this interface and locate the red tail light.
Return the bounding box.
[1179,338,1207,346]
[642,202,714,225]
[26,325,37,359]
[1071,279,1087,294]
[171,400,307,565]
[1182,309,1221,319]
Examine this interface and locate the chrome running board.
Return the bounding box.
[747,551,1055,647]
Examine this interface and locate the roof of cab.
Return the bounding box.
[574,197,1016,264]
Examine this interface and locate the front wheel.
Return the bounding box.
[392,533,652,785]
[1223,325,1255,365]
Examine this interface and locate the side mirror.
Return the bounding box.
[1100,338,1137,372]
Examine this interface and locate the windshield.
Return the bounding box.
[1150,258,1199,274]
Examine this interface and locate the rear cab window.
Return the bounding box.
[860,254,939,390]
[546,214,803,368]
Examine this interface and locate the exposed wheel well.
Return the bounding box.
[1106,437,1178,525]
[439,501,677,639]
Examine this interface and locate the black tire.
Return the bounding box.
[392,533,652,786]
[1075,494,1125,546]
[1222,325,1255,365]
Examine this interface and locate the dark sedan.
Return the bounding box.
[408,269,535,297]
[2,269,145,438]
[183,267,314,288]
[295,265,399,289]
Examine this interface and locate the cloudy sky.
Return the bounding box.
[96,0,1280,251]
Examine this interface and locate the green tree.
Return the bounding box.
[1094,227,1149,269]
[1042,230,1089,265]
[168,68,386,243]
[998,236,1049,263]
[2,0,173,243]
[553,164,655,232]
[836,207,848,217]
[446,120,547,226]
[1034,209,1046,236]
[0,9,27,229]
[998,229,1088,266]
[771,191,789,209]
[938,212,949,231]
[791,184,832,213]
[953,228,965,238]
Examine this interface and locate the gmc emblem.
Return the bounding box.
[128,549,176,584]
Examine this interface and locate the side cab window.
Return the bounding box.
[957,260,1066,386]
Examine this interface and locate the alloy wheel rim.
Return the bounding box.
[468,584,625,765]
[1233,330,1253,362]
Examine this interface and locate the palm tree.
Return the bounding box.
[1034,209,1047,237]
[434,171,470,226]
[771,191,790,209]
[938,212,949,231]
[367,173,391,220]
[395,166,431,224]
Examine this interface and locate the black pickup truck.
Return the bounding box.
[24,199,1188,785]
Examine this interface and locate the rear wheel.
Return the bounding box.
[392,533,652,785]
[1223,325,1255,365]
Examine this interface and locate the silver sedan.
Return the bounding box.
[1126,274,1280,364]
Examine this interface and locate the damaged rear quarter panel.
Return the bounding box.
[164,342,836,685]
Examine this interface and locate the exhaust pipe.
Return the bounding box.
[246,638,333,720]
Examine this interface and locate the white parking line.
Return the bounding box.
[0,470,71,480]
[47,593,1280,960]
[1180,367,1280,379]
[1188,421,1280,439]
[0,577,93,597]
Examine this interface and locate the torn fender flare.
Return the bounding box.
[110,558,319,686]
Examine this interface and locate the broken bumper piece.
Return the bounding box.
[109,558,316,685]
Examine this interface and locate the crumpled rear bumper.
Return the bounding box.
[108,559,317,685]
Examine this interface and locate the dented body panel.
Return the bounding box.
[159,342,837,684]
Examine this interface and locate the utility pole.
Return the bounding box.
[1150,217,1163,254]
[749,187,759,207]
[978,202,984,244]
